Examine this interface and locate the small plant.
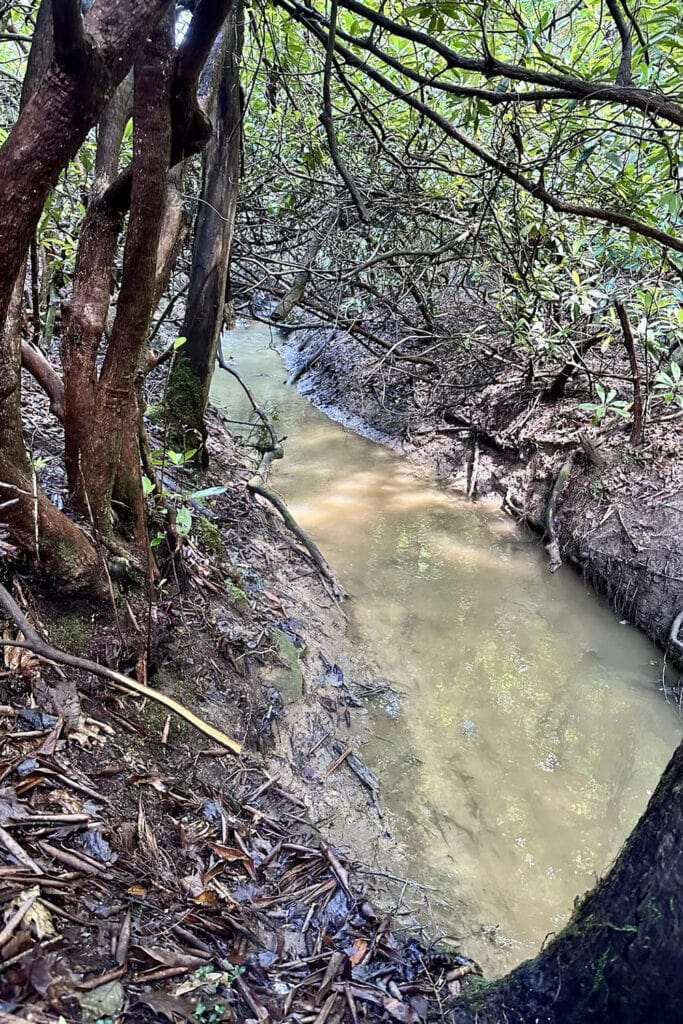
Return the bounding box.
[578,383,631,424]
[653,361,683,407]
[194,1002,226,1023]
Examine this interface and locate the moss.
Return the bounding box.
[263,629,303,704]
[50,611,92,656]
[166,357,205,443]
[196,517,225,559]
[144,402,165,425]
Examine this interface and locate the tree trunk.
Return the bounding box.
[455,739,683,1023]
[61,85,132,502]
[0,0,171,582]
[167,3,244,462]
[153,163,191,309]
[78,12,174,541]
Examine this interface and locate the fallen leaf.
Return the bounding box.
[132,945,209,970]
[349,938,368,966]
[75,980,125,1022]
[129,773,174,792]
[209,843,250,863]
[137,991,196,1021]
[0,786,28,824]
[383,997,420,1024]
[192,890,218,906]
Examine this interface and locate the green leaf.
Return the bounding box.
[173,336,187,349]
[176,507,192,536]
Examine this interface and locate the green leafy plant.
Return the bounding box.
[578,384,631,425]
[653,361,683,407]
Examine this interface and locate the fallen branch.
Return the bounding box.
[248,462,346,600]
[0,582,242,754]
[288,340,326,386]
[545,453,576,573]
[669,609,683,655]
[217,340,279,451]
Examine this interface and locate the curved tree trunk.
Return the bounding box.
[168,3,244,462]
[0,0,171,584]
[455,739,683,1024]
[78,13,174,543]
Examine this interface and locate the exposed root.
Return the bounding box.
[545,453,576,573]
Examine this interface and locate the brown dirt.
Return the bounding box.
[1,367,471,1022]
[278,308,683,667]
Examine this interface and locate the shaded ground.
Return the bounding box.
[276,301,683,668]
[0,372,472,1021]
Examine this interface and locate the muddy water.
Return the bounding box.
[211,323,681,975]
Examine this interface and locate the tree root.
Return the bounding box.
[545,453,576,573]
[248,468,346,599]
[0,581,242,755]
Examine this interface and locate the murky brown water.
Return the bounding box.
[211,323,681,975]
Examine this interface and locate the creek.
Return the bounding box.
[211,322,681,976]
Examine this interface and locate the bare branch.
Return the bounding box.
[605,0,633,85]
[320,0,368,221]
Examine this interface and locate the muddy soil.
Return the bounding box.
[276,319,683,670]
[0,372,468,1021]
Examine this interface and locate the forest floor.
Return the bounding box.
[276,298,683,671]
[0,374,473,1022]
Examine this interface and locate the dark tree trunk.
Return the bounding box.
[455,739,683,1024]
[168,2,244,462]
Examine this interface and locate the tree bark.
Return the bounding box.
[61,85,132,500]
[0,0,172,583]
[78,11,174,541]
[167,3,244,462]
[455,739,683,1023]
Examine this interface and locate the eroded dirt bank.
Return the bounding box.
[0,377,469,1020]
[277,324,683,670]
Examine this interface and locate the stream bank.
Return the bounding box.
[211,324,680,978]
[1,367,464,1022]
[275,322,683,669]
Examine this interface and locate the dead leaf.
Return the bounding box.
[132,945,209,970]
[129,773,174,792]
[192,890,218,906]
[0,786,28,824]
[382,997,420,1023]
[75,980,125,1022]
[3,628,40,679]
[348,938,368,966]
[137,991,196,1022]
[209,843,251,863]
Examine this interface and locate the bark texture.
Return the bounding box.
[168,3,244,460]
[79,13,174,539]
[0,0,171,584]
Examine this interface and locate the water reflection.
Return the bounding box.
[211,324,681,975]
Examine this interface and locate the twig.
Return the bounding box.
[0,582,241,754]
